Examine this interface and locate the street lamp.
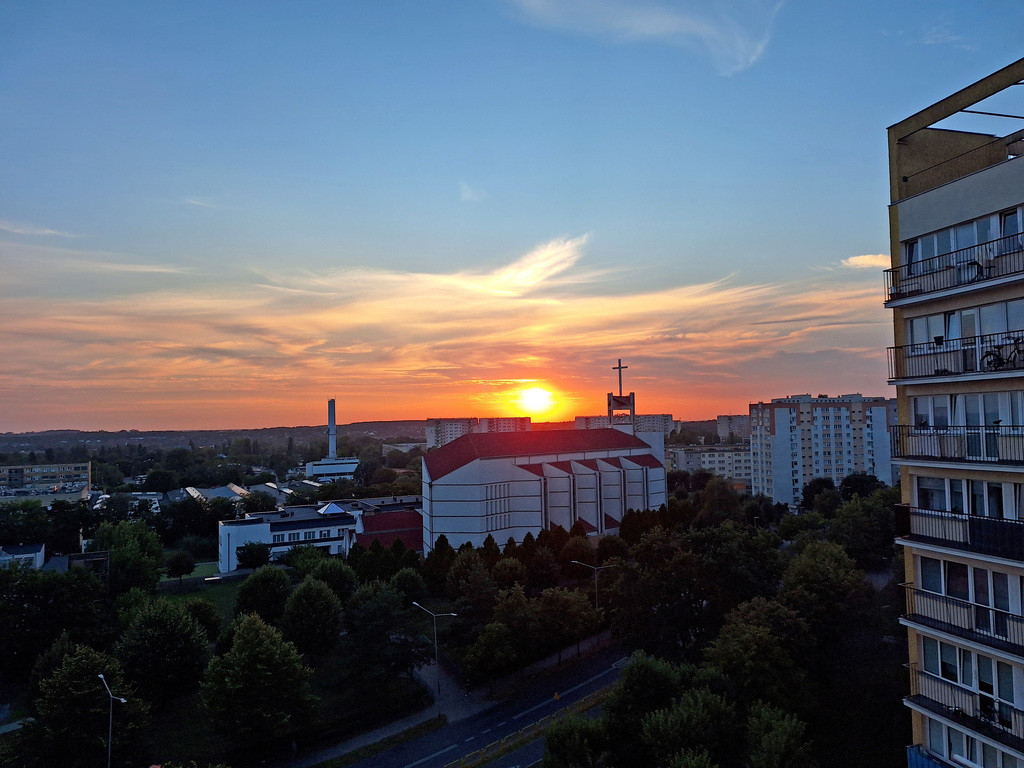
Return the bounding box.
[98,674,127,768]
[412,601,457,693]
[571,561,617,610]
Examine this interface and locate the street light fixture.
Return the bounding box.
[412,601,457,694]
[571,561,617,610]
[98,674,127,768]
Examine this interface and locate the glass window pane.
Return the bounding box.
[957,222,978,249]
[979,655,995,693]
[946,562,970,600]
[951,480,965,513]
[936,230,953,255]
[975,568,991,606]
[923,636,939,674]
[948,727,965,757]
[998,661,1014,703]
[922,557,943,592]
[940,642,958,680]
[977,217,993,244]
[927,717,944,754]
[982,743,998,768]
[989,483,1005,519]
[994,572,1010,611]
[982,303,1008,335]
[1008,300,1024,331]
[960,649,974,686]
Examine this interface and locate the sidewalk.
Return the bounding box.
[287,629,615,768]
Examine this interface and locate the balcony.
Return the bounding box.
[888,330,1024,382]
[907,665,1024,753]
[891,425,1024,466]
[903,584,1024,658]
[886,233,1024,304]
[895,504,1024,560]
[906,745,955,768]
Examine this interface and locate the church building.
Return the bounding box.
[421,427,667,552]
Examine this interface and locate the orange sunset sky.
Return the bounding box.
[4,3,1012,432]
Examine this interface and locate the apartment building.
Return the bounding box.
[667,443,752,492]
[425,417,532,449]
[887,59,1024,768]
[575,414,676,434]
[716,414,752,441]
[0,462,91,493]
[749,394,894,506]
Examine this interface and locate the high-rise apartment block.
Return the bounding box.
[888,60,1024,768]
[749,394,895,506]
[574,413,676,434]
[425,417,532,449]
[716,414,752,441]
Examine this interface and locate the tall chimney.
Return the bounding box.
[327,398,337,459]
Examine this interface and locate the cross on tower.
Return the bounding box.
[612,359,628,397]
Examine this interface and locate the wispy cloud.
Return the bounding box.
[842,253,890,269]
[460,182,486,202]
[0,220,78,237]
[0,234,892,430]
[181,197,226,209]
[507,0,785,74]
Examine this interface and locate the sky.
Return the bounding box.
[2,1,1023,432]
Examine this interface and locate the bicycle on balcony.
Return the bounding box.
[981,336,1024,371]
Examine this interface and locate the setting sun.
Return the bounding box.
[516,386,556,415]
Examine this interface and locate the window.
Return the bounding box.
[945,561,970,601]
[288,532,300,542]
[320,529,330,539]
[921,557,942,593]
[272,534,285,544]
[304,531,315,540]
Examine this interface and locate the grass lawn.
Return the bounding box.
[160,560,220,582]
[163,576,242,624]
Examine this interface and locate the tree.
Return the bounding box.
[745,702,813,768]
[310,558,359,603]
[143,469,179,493]
[446,549,497,623]
[560,536,596,581]
[527,546,560,594]
[640,688,734,768]
[780,540,864,644]
[202,614,313,745]
[391,567,428,607]
[344,580,429,681]
[86,520,163,595]
[235,565,292,624]
[536,587,599,662]
[180,596,222,642]
[799,477,836,509]
[702,622,805,709]
[464,622,518,682]
[282,576,343,655]
[14,647,149,768]
[492,556,528,589]
[241,490,278,515]
[838,472,887,501]
[543,714,609,768]
[480,534,501,568]
[165,549,196,583]
[235,541,271,569]
[279,544,327,577]
[116,599,210,702]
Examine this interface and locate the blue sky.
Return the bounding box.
[2,1,1022,430]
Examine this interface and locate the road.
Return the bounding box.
[335,647,624,768]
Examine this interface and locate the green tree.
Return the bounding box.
[464,621,519,682]
[180,596,222,642]
[344,580,428,681]
[241,490,278,515]
[640,688,734,768]
[281,576,343,655]
[446,548,497,623]
[14,647,149,768]
[543,714,609,768]
[86,520,163,595]
[202,614,313,745]
[702,621,805,709]
[780,540,864,639]
[165,549,196,583]
[493,583,538,660]
[560,535,596,581]
[116,599,210,702]
[745,702,813,768]
[838,472,887,501]
[310,558,358,603]
[536,587,599,662]
[391,567,428,607]
[279,544,327,578]
[143,469,180,493]
[527,545,560,594]
[235,541,271,569]
[492,556,528,589]
[235,565,292,624]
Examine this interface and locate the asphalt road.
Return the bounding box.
[341,646,625,768]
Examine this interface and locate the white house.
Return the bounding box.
[421,428,667,552]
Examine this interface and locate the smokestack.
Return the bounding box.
[327,399,337,459]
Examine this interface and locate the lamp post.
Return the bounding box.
[98,674,127,768]
[412,601,456,694]
[571,561,617,610]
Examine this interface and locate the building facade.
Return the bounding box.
[0,462,91,493]
[575,413,676,434]
[750,394,894,506]
[425,417,532,449]
[667,443,753,492]
[888,60,1024,768]
[421,428,666,552]
[716,414,752,441]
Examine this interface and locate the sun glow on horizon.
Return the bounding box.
[515,386,557,416]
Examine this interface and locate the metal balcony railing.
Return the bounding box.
[908,664,1024,747]
[886,233,1024,302]
[903,584,1024,655]
[888,330,1024,381]
[891,425,1024,465]
[895,504,1024,560]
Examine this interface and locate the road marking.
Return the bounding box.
[465,736,475,742]
[497,721,507,727]
[481,728,491,734]
[402,743,457,768]
[512,664,619,720]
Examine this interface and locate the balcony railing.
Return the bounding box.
[903,584,1024,655]
[886,233,1024,302]
[906,745,955,768]
[891,425,1024,465]
[908,665,1024,750]
[888,330,1024,381]
[895,504,1024,560]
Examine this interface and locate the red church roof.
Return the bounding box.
[424,428,652,480]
